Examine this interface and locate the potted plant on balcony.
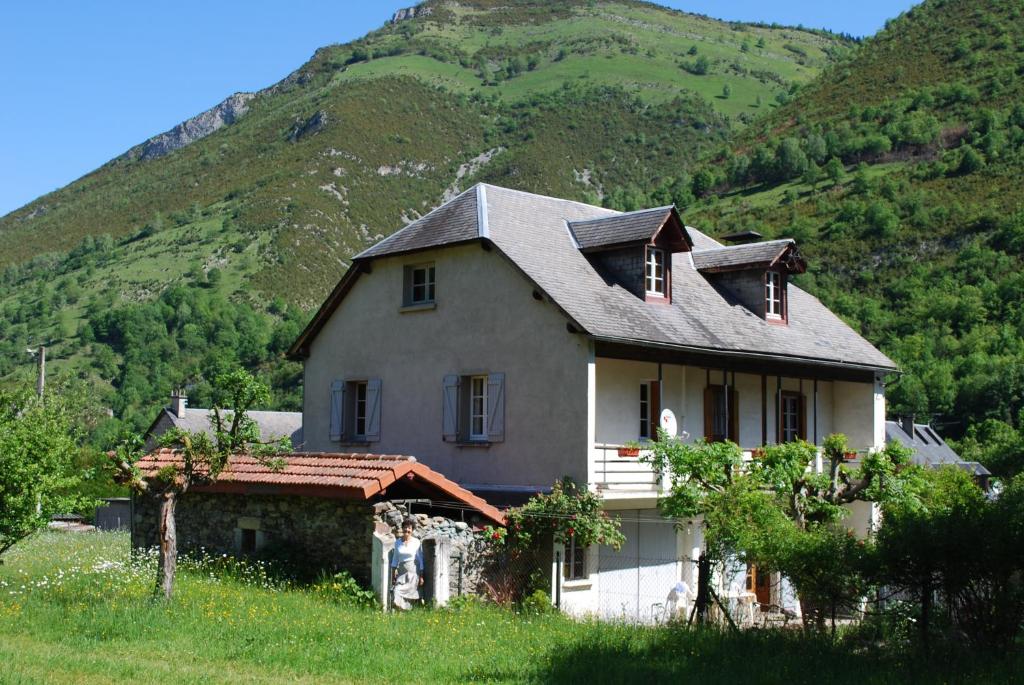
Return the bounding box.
[618,441,642,458]
[843,450,859,461]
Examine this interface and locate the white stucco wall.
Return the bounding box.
[594,359,686,444]
[832,379,885,452]
[302,243,591,489]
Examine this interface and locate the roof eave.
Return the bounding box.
[590,334,899,376]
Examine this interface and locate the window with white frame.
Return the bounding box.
[442,373,506,444]
[469,375,487,440]
[645,247,665,296]
[564,535,587,581]
[329,378,382,443]
[765,271,783,319]
[403,263,436,305]
[353,381,368,439]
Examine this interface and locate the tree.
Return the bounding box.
[691,169,717,197]
[802,160,822,189]
[775,138,809,180]
[721,83,732,99]
[0,383,90,561]
[644,433,917,631]
[957,145,985,174]
[112,369,288,599]
[824,157,845,186]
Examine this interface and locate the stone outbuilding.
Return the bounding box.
[131,450,505,587]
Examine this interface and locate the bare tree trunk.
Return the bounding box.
[155,491,178,600]
[830,598,837,642]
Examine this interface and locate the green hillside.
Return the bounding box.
[685,0,1024,460]
[0,0,849,434]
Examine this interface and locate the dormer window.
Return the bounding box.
[645,247,666,296]
[766,271,783,320]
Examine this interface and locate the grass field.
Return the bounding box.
[0,532,1018,684]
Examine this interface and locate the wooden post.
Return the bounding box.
[696,553,710,624]
[36,345,45,397]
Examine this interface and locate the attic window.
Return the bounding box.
[765,271,784,320]
[645,247,666,296]
[404,263,436,306]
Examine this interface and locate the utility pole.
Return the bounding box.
[27,345,45,397]
[36,345,45,397]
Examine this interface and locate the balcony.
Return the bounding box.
[592,442,840,499]
[591,443,663,494]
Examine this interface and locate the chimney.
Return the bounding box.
[900,415,915,440]
[170,389,188,418]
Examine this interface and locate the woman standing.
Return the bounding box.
[391,518,424,610]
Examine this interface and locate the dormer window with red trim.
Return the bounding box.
[646,247,666,297]
[568,205,690,305]
[766,271,784,321]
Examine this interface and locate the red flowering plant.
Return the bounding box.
[483,479,625,552]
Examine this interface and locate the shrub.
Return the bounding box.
[520,589,554,615]
[313,570,378,608]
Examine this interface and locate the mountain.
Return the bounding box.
[0,0,851,432]
[686,0,1024,449]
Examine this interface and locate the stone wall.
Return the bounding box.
[132,492,375,584]
[374,501,485,599]
[374,501,546,604]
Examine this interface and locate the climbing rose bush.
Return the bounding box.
[485,480,625,551]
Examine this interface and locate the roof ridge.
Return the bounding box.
[692,238,794,253]
[568,205,674,225]
[479,182,619,216]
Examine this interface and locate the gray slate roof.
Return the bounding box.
[344,184,896,371]
[885,420,991,475]
[164,408,304,447]
[692,239,795,272]
[568,206,674,250]
[356,188,479,259]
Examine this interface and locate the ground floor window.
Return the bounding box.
[564,536,587,581]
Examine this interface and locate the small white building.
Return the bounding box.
[289,183,896,621]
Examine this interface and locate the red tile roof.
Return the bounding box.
[137,449,505,525]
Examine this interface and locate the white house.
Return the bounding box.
[288,183,896,621]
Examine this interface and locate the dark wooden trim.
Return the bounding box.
[813,379,819,446]
[775,376,782,444]
[594,340,884,383]
[761,375,767,446]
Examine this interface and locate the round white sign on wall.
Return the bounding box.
[660,409,678,438]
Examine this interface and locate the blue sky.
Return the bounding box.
[0,1,919,216]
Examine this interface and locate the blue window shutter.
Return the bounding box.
[487,373,505,442]
[442,374,460,441]
[365,378,382,442]
[329,380,344,441]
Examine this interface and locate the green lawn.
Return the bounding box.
[0,532,1017,684]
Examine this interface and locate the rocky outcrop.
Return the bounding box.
[391,4,432,23]
[288,110,329,143]
[123,92,255,162]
